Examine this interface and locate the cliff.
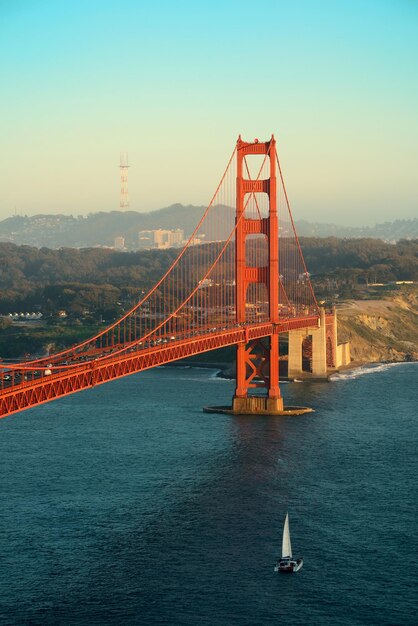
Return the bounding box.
[336,287,418,364]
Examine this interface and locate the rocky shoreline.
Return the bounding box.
[166,290,418,379]
[336,289,418,363]
[167,356,416,383]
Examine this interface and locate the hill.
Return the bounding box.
[0,205,234,249]
[0,206,417,248]
[295,218,418,242]
[0,238,416,315]
[337,291,418,363]
[0,238,417,361]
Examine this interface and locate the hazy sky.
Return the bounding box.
[1,0,417,225]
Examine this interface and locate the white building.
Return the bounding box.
[137,229,185,249]
[114,236,125,250]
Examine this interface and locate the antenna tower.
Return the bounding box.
[119,152,130,209]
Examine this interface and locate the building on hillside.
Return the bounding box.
[137,230,154,249]
[153,229,185,248]
[137,229,185,249]
[114,236,125,250]
[168,228,184,246]
[152,229,169,248]
[7,312,43,321]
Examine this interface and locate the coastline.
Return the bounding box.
[164,357,417,382]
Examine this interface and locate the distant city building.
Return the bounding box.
[153,229,185,249]
[138,230,155,249]
[114,236,125,250]
[168,229,184,246]
[189,235,206,246]
[153,229,169,248]
[137,229,185,250]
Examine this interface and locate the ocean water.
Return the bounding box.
[0,362,417,625]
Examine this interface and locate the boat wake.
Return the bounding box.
[330,362,416,382]
[209,370,231,381]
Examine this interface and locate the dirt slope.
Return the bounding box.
[336,288,418,363]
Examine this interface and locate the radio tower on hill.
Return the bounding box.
[119,152,130,210]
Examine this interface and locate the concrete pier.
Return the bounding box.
[232,395,284,414]
[204,401,314,416]
[288,307,350,379]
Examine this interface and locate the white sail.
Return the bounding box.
[282,512,292,558]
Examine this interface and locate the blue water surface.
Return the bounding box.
[0,362,417,625]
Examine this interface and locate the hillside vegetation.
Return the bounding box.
[0,238,416,314]
[0,238,417,361]
[0,207,417,248]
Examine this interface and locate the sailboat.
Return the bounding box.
[274,512,303,573]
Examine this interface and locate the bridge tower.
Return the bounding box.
[232,136,284,414]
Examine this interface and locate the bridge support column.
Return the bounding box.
[232,395,284,414]
[311,308,327,376]
[287,308,351,378]
[233,335,284,414]
[205,134,312,417]
[288,330,304,377]
[231,135,286,415]
[330,307,351,368]
[329,307,338,368]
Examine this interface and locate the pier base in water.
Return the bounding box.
[233,395,284,414]
[204,395,313,416]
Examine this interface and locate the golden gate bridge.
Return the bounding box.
[0,136,349,419]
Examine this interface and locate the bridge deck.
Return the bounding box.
[0,316,324,419]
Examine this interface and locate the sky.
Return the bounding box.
[0,0,417,225]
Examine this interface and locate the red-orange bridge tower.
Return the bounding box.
[233,136,283,413]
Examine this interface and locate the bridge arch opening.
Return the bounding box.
[326,335,334,368]
[302,335,313,373]
[245,234,268,267]
[245,282,269,324]
[244,192,269,219]
[243,153,270,181]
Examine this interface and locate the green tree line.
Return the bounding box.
[0,238,417,317]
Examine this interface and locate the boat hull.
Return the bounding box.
[274,558,303,573]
